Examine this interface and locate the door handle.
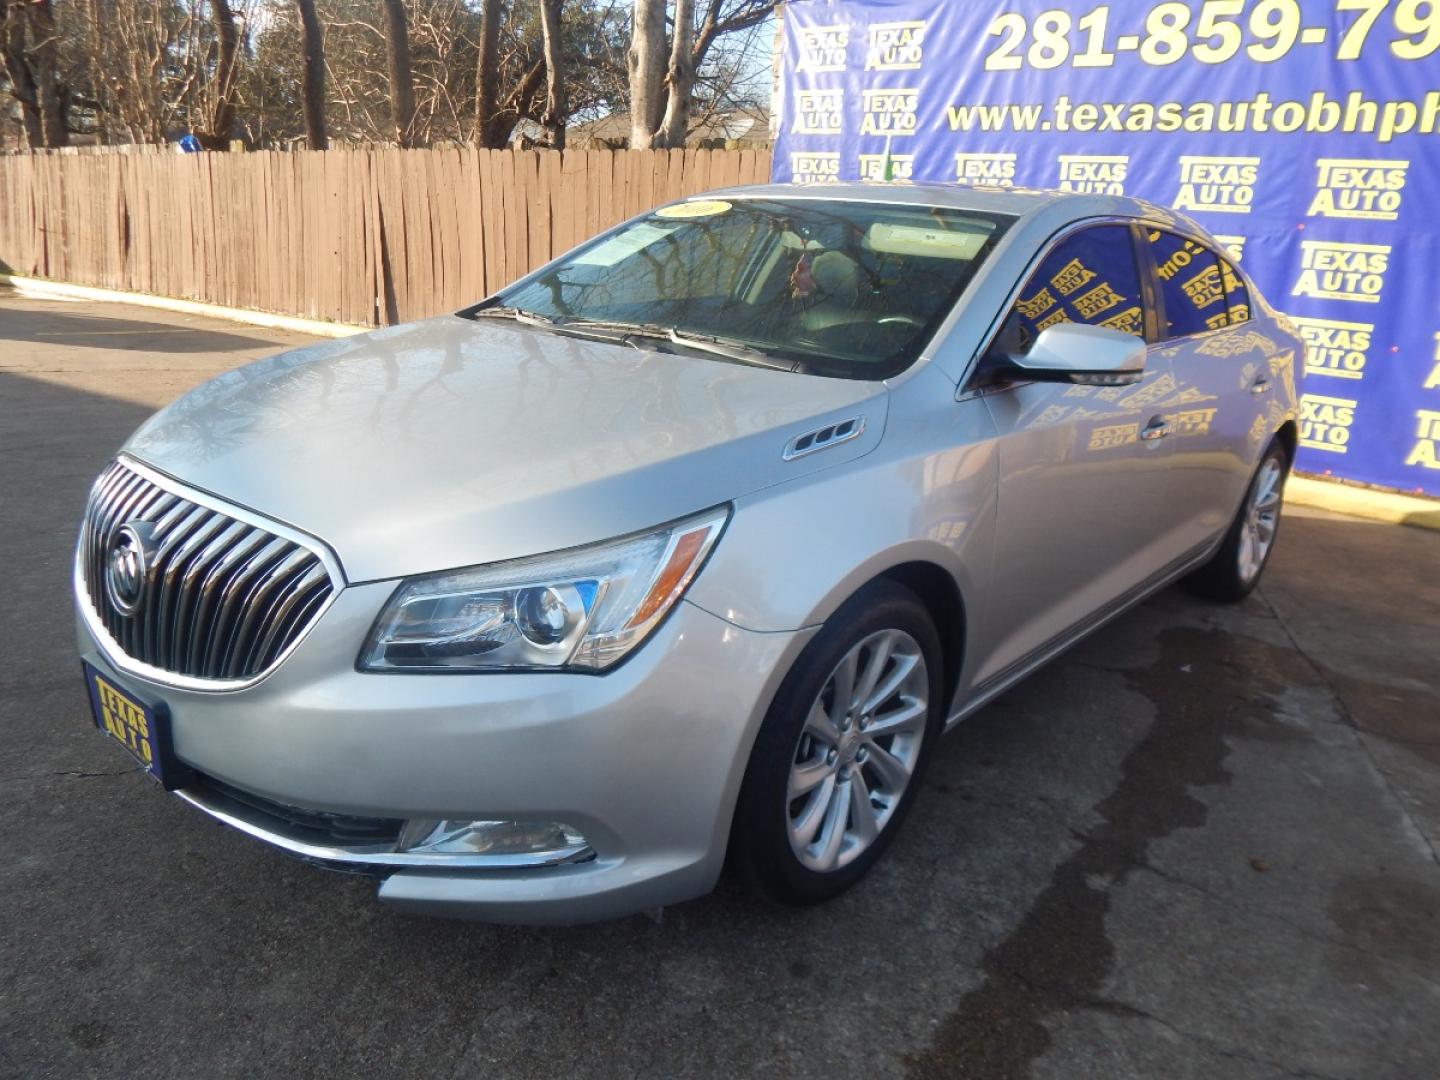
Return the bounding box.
[1139,417,1170,442]
[1250,377,1271,395]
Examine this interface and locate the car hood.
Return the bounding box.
[125,317,888,582]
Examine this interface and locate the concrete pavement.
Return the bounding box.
[2,292,1437,1079]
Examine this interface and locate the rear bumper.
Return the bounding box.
[78,585,812,923]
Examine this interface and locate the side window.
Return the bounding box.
[1220,258,1251,325]
[1148,230,1227,338]
[993,225,1144,358]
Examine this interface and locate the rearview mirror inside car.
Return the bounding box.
[991,322,1147,386]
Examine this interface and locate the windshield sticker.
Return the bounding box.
[867,222,990,260]
[571,222,678,267]
[654,199,732,220]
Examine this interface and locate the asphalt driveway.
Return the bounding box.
[2,292,1437,1080]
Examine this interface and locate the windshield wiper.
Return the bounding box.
[466,308,808,372]
[466,305,652,348]
[549,319,800,372]
[465,304,561,329]
[660,327,798,371]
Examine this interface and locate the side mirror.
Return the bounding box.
[996,323,1147,386]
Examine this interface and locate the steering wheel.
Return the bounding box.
[876,314,925,328]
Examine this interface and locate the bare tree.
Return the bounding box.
[0,0,44,147]
[296,0,328,148]
[656,0,693,147]
[31,0,68,146]
[475,0,501,141]
[380,0,417,145]
[0,0,660,153]
[537,0,565,148]
[198,0,241,148]
[627,0,664,148]
[629,0,775,149]
[0,0,70,147]
[469,0,607,149]
[67,1,260,146]
[101,0,175,142]
[272,0,497,149]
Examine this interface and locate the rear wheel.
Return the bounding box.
[1184,439,1289,602]
[731,581,943,905]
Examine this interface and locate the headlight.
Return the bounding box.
[359,506,729,672]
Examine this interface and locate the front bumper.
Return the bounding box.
[77,584,811,923]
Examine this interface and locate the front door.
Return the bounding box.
[972,223,1178,687]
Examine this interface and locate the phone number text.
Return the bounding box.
[985,0,1440,71]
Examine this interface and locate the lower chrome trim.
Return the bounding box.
[175,787,597,870]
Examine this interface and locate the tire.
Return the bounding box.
[1184,439,1289,603]
[730,579,945,906]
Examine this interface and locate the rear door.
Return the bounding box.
[1141,229,1275,554]
[973,222,1178,687]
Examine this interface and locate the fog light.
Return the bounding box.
[397,818,591,860]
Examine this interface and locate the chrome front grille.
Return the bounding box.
[79,459,338,683]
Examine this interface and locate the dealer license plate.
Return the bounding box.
[82,660,171,785]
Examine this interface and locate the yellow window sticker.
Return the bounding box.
[654,199,732,219]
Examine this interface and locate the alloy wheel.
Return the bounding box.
[785,628,929,872]
[1238,456,1284,584]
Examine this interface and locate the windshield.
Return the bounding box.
[487,198,1015,380]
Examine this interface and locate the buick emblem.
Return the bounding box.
[105,522,156,617]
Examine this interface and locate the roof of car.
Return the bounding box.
[699,181,1167,222]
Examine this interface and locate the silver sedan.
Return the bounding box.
[74,184,1301,922]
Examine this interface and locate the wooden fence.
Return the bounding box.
[0,147,774,326]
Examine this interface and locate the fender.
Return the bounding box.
[686,364,1001,689]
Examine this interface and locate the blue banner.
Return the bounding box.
[774,0,1440,496]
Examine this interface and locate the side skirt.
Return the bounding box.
[942,536,1222,731]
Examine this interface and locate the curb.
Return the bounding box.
[0,274,368,339]
[1289,475,1440,532]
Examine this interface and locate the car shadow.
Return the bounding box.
[0,299,296,354]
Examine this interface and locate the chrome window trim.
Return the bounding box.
[174,787,596,870]
[75,453,347,694]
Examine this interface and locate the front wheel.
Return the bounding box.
[1184,439,1289,602]
[730,581,943,906]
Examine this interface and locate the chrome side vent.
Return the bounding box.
[782,416,866,461]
